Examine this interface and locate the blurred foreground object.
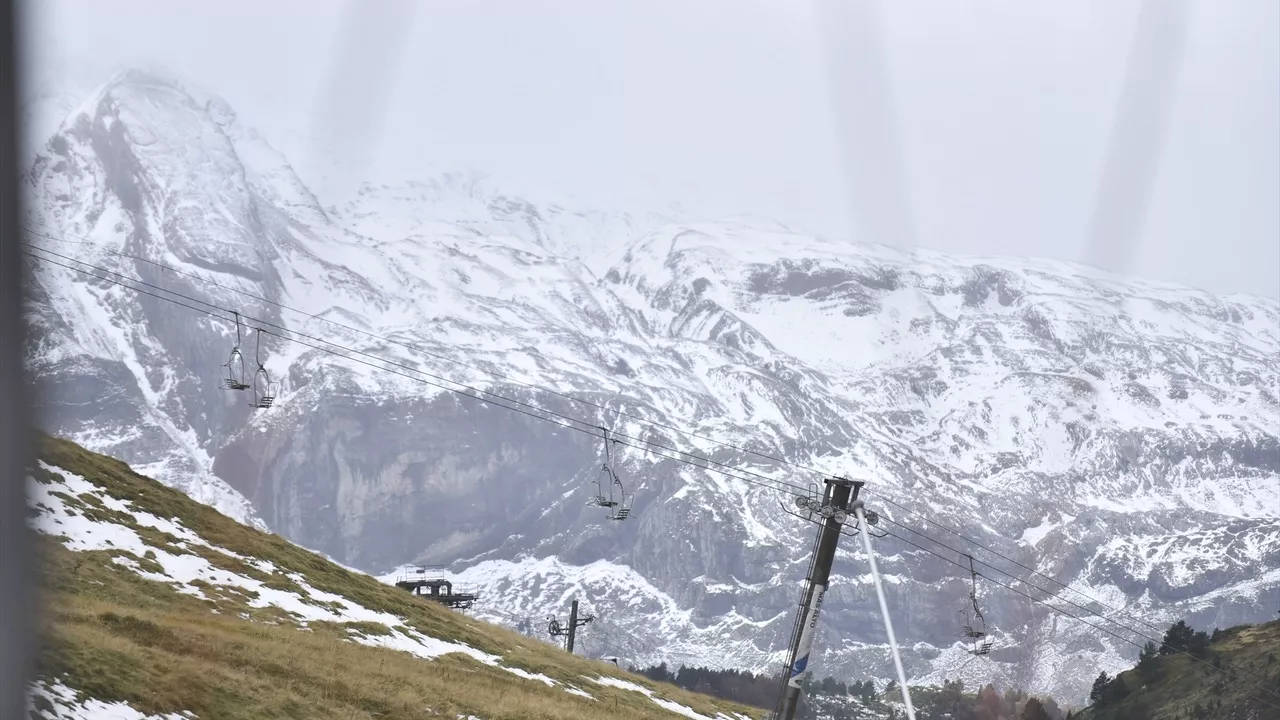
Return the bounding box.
[0,0,37,716]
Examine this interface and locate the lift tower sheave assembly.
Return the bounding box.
[548,599,594,654]
[772,477,862,720]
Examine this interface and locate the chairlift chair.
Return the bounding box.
[590,463,633,521]
[590,428,633,521]
[958,605,994,656]
[220,311,251,390]
[221,349,250,390]
[590,465,617,509]
[249,329,279,409]
[608,481,633,521]
[252,367,279,408]
[959,605,988,639]
[958,554,994,656]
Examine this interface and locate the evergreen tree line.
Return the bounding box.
[1086,619,1280,720]
[1089,620,1215,709]
[631,663,1065,720]
[632,663,781,711]
[631,662,885,718]
[910,679,1068,720]
[634,618,1278,719]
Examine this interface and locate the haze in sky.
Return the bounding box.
[18,0,1280,299]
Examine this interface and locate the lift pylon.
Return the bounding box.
[770,477,863,720]
[547,599,594,654]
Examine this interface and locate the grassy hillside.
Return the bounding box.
[1078,619,1280,720]
[23,433,763,720]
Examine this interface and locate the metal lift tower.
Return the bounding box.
[770,477,863,720]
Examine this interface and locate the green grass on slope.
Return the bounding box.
[27,433,763,720]
[1079,619,1280,720]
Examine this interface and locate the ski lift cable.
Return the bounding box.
[861,490,1173,638]
[21,249,813,499]
[20,224,1180,639]
[880,510,1280,688]
[25,247,1271,693]
[22,223,825,479]
[871,512,1193,654]
[26,247,1236,666]
[16,227,1179,636]
[22,244,809,493]
[31,249,1280,702]
[876,527,1280,706]
[24,246,1233,666]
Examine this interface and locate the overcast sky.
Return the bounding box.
[18,0,1279,298]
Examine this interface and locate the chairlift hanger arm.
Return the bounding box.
[255,326,266,368]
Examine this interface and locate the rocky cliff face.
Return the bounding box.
[23,69,1280,705]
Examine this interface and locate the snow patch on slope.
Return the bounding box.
[27,677,196,720]
[25,461,584,693]
[590,676,752,720]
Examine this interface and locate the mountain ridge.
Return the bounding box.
[22,68,1280,706]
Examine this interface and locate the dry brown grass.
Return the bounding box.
[29,433,764,720]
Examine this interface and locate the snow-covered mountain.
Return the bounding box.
[22,69,1280,706]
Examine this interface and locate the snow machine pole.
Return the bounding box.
[773,477,861,720]
[853,500,917,720]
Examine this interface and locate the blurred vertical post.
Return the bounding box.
[0,0,36,715]
[814,0,916,250]
[1084,0,1189,275]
